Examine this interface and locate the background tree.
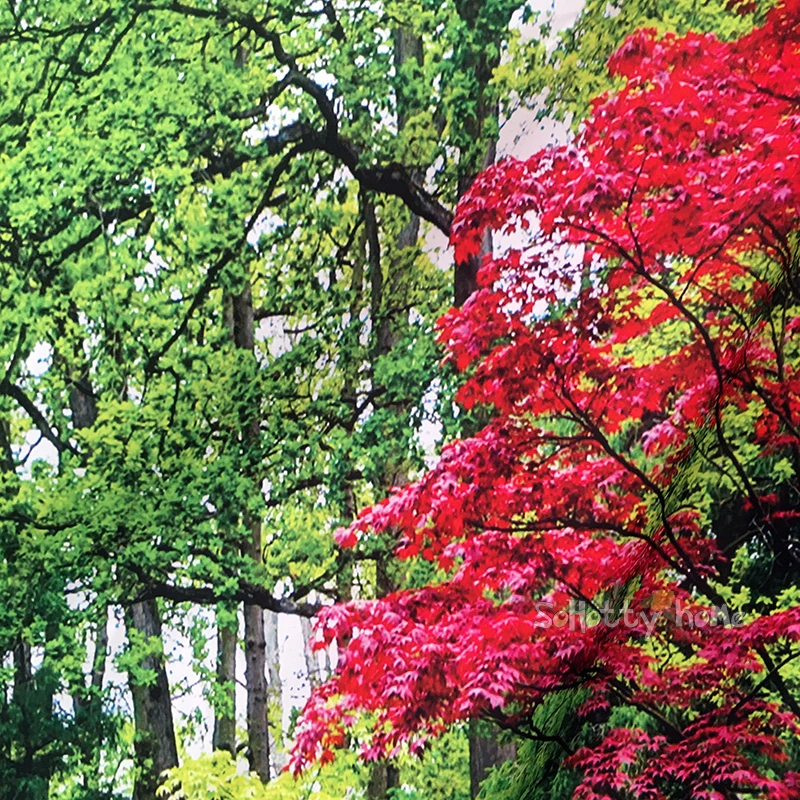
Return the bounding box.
[0,0,526,796]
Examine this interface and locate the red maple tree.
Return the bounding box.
[293,2,800,796]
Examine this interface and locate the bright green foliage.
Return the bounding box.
[159,729,469,800]
[394,728,471,800]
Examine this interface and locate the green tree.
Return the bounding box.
[0,0,532,796]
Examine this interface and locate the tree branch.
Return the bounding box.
[0,379,79,456]
[132,579,322,617]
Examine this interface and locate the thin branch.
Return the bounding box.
[0,379,80,456]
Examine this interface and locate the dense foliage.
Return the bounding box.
[1,0,573,793]
[0,0,469,795]
[293,2,800,797]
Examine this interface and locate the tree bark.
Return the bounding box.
[367,762,401,800]
[358,188,404,799]
[455,139,496,308]
[265,610,281,704]
[446,6,518,789]
[212,607,237,755]
[468,719,517,798]
[300,614,323,687]
[361,25,430,797]
[127,599,178,800]
[230,284,271,782]
[68,360,109,783]
[265,610,288,772]
[243,591,270,781]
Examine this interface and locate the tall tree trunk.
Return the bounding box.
[360,189,404,800]
[68,358,110,787]
[212,607,237,755]
[224,45,270,779]
[215,299,240,759]
[230,283,271,782]
[468,719,517,798]
[127,599,178,800]
[265,610,288,772]
[300,614,323,687]
[363,25,428,797]
[243,590,270,781]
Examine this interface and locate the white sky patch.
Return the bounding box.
[26,341,53,377]
[244,105,301,146]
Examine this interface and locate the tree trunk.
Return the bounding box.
[300,614,324,687]
[12,642,49,800]
[367,762,401,800]
[212,607,237,755]
[67,361,110,786]
[359,26,431,796]
[446,6,518,788]
[468,719,517,798]
[265,610,281,704]
[265,610,288,772]
[230,284,271,782]
[243,594,270,781]
[127,599,178,800]
[455,139,496,308]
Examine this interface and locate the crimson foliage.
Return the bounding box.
[294,3,800,797]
